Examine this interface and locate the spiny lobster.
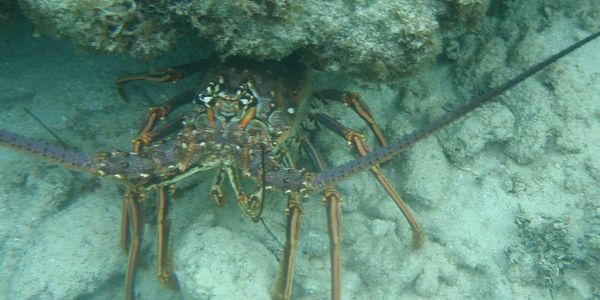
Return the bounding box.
[1,29,599,300]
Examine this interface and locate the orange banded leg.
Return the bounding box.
[121,86,197,299]
[156,186,178,289]
[122,189,144,300]
[117,59,210,102]
[274,191,303,300]
[133,115,186,153]
[311,112,425,248]
[120,192,131,253]
[137,89,195,133]
[301,138,343,300]
[314,89,387,147]
[133,89,196,152]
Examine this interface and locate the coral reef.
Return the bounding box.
[17,0,178,57]
[15,0,454,81]
[14,0,598,82]
[506,212,577,288]
[169,0,442,81]
[506,204,600,297]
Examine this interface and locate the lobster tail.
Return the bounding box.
[0,129,95,173]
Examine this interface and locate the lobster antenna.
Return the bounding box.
[313,29,600,188]
[23,107,70,149]
[261,143,267,212]
[258,143,283,247]
[0,129,94,172]
[260,217,283,248]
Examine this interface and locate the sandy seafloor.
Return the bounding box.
[1,9,600,300]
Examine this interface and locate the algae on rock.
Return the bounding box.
[18,0,178,57]
[17,0,448,81]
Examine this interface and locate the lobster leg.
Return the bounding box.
[274,191,304,300]
[156,186,179,290]
[300,138,343,300]
[118,61,202,151]
[120,192,131,252]
[311,112,425,248]
[133,114,186,153]
[123,189,144,300]
[116,59,211,102]
[133,89,196,152]
[123,87,194,296]
[321,189,343,300]
[314,89,387,147]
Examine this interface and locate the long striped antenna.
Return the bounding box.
[0,129,94,173]
[313,29,600,188]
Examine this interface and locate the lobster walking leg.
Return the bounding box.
[314,89,387,146]
[311,112,425,247]
[117,61,204,152]
[274,191,303,300]
[301,138,343,300]
[122,189,144,300]
[156,186,178,289]
[116,59,212,102]
[133,89,195,152]
[120,192,131,252]
[322,189,343,300]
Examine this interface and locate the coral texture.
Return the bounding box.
[18,0,177,57]
[15,0,478,81]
